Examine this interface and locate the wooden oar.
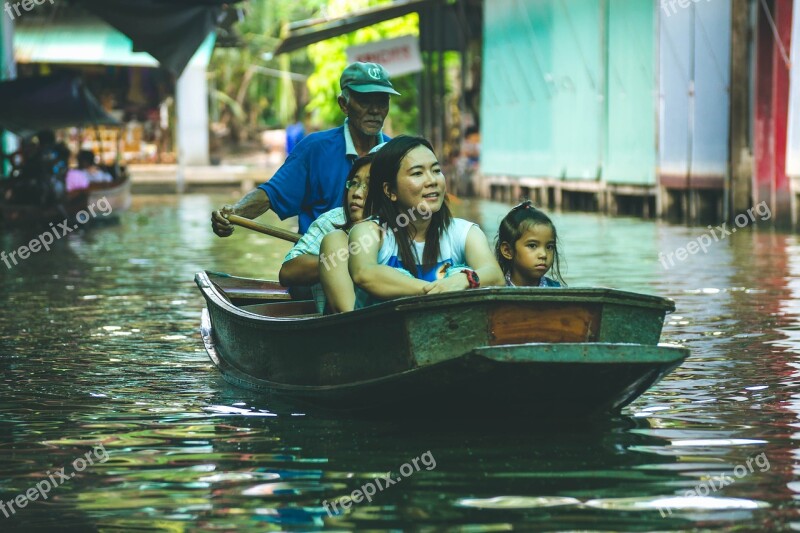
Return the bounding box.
[227,214,301,243]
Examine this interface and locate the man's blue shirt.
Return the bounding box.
[259,125,389,234]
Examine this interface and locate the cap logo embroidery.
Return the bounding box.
[368,67,381,80]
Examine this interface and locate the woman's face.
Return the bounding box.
[346,162,371,222]
[385,145,445,214]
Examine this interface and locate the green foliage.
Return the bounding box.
[208,0,326,138]
[208,0,420,141]
[304,0,419,135]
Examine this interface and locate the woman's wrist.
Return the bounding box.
[463,269,480,289]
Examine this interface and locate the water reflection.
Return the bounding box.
[0,195,795,529]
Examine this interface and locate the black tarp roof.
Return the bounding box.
[0,75,120,137]
[75,0,237,76]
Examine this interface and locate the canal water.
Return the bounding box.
[0,193,796,530]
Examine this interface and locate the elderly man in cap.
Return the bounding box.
[211,62,399,238]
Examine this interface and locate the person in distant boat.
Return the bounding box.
[19,130,69,205]
[279,154,373,313]
[65,150,113,199]
[327,135,503,311]
[64,164,90,196]
[78,150,113,184]
[211,62,399,237]
[495,200,564,287]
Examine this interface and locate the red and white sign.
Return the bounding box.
[346,35,422,77]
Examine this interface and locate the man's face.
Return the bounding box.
[339,91,390,137]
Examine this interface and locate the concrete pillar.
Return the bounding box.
[176,63,210,175]
[607,191,618,216]
[656,186,667,218]
[688,190,699,221]
[512,183,522,203]
[552,185,562,211]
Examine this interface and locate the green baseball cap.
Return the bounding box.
[340,62,401,96]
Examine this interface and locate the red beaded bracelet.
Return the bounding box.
[464,269,480,289]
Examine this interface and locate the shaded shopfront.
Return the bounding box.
[14,15,214,166]
[1,0,236,175]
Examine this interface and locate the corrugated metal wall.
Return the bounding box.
[482,0,656,186]
[658,0,731,187]
[788,0,800,178]
[551,0,603,180]
[692,2,731,180]
[658,3,692,184]
[482,0,554,177]
[604,0,656,184]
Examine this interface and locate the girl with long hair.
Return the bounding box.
[495,200,565,287]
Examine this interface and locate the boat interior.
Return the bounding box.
[208,273,320,318]
[238,300,320,318]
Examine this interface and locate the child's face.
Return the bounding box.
[501,223,555,285]
[346,163,371,222]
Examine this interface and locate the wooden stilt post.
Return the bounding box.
[729,0,752,220]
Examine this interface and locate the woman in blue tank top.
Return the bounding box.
[322,135,503,310]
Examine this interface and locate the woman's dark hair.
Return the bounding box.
[77,150,96,169]
[363,135,452,277]
[334,154,373,232]
[495,201,565,284]
[36,130,56,146]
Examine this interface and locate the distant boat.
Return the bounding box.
[0,175,131,227]
[195,271,688,417]
[0,74,129,228]
[86,175,132,215]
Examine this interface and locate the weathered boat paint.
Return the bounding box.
[195,271,688,416]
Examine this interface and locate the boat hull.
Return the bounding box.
[0,177,131,226]
[87,177,132,214]
[196,271,688,416]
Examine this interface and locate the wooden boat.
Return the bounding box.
[87,175,132,215]
[0,74,129,228]
[198,271,688,416]
[195,271,688,417]
[0,176,131,227]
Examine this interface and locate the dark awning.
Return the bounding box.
[273,0,438,56]
[0,75,120,137]
[75,0,236,76]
